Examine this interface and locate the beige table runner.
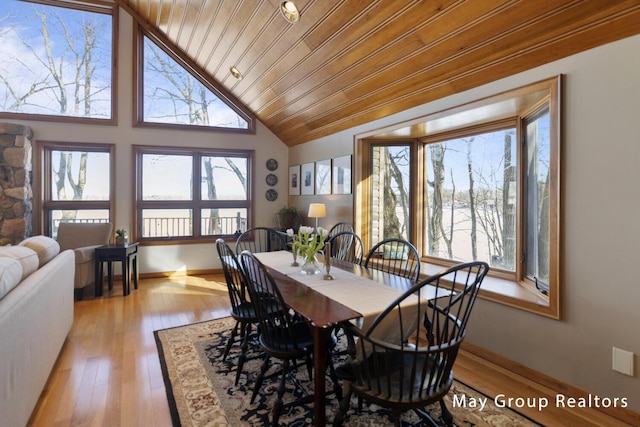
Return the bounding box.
[253,251,427,333]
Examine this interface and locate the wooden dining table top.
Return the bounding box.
[252,251,418,329]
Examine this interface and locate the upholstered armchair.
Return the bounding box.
[56,222,113,300]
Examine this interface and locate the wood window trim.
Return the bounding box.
[36,141,116,236]
[355,76,562,319]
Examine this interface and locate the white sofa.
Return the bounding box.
[0,236,75,427]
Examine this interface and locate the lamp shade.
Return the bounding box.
[308,203,326,218]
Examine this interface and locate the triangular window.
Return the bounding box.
[139,34,251,131]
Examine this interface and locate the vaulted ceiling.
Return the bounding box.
[115,0,640,146]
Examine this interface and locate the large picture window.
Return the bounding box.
[39,142,114,238]
[357,77,560,318]
[134,146,252,243]
[0,0,116,123]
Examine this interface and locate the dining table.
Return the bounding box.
[252,250,441,426]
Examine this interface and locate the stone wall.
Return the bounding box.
[0,122,33,245]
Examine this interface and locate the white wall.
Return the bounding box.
[291,35,640,413]
[6,12,289,273]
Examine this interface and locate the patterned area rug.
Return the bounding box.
[155,317,543,426]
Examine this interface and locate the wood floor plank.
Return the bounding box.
[26,274,631,426]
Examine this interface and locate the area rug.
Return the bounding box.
[155,317,544,426]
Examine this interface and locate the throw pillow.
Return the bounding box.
[18,235,61,267]
[0,246,39,280]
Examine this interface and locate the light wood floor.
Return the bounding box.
[28,275,631,426]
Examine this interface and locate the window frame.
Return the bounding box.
[355,76,561,319]
[132,25,255,134]
[0,0,118,125]
[133,145,254,245]
[37,141,116,237]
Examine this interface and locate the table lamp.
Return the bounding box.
[307,203,326,231]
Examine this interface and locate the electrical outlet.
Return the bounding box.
[612,347,634,376]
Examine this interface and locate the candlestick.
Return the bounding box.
[291,235,299,266]
[323,241,334,280]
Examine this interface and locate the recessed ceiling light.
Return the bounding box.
[229,66,243,80]
[280,1,299,23]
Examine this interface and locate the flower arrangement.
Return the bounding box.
[287,226,328,273]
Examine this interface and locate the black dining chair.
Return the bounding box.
[364,237,421,281]
[333,261,490,427]
[235,226,288,254]
[215,239,260,385]
[239,251,342,426]
[327,230,364,265]
[328,222,354,238]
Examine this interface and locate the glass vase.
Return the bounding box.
[301,252,321,275]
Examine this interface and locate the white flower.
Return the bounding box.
[317,226,328,238]
[299,225,314,234]
[286,228,294,237]
[292,225,328,260]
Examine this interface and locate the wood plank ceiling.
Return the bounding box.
[115,0,640,146]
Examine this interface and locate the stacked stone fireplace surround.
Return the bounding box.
[0,122,33,245]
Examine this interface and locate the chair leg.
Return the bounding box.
[439,398,454,427]
[304,353,313,380]
[326,356,342,401]
[332,382,352,427]
[74,288,84,301]
[235,323,252,385]
[222,321,240,361]
[271,359,290,427]
[251,355,270,404]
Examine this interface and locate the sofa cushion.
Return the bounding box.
[19,236,61,267]
[0,257,23,299]
[0,246,39,280]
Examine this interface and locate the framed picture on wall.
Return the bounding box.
[301,162,315,195]
[315,159,331,195]
[289,165,301,195]
[332,155,352,194]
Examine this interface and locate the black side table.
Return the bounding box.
[94,243,139,297]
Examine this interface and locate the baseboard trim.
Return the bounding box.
[137,268,223,279]
[461,341,640,426]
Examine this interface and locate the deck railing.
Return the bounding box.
[142,214,246,237]
[54,214,246,238]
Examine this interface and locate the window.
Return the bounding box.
[524,107,551,293]
[135,30,254,132]
[423,126,518,270]
[39,142,114,238]
[0,0,116,123]
[369,144,413,244]
[356,77,560,318]
[134,146,252,243]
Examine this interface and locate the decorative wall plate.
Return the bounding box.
[265,189,278,201]
[266,173,278,186]
[266,158,278,171]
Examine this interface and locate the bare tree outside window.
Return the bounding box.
[138,150,250,240]
[45,147,112,236]
[0,0,113,119]
[370,145,411,244]
[424,129,519,270]
[142,36,248,130]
